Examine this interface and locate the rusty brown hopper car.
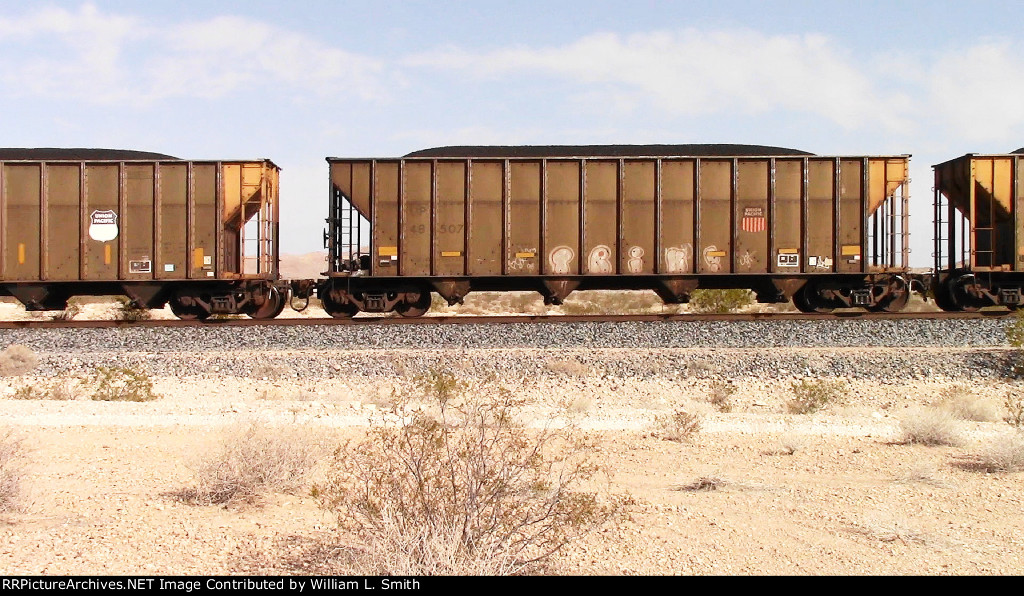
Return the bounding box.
[932,150,1024,310]
[0,149,285,319]
[322,145,911,316]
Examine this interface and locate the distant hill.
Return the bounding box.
[279,252,328,279]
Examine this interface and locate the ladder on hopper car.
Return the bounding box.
[326,188,370,273]
[933,182,972,271]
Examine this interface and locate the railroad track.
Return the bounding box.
[0,309,1014,329]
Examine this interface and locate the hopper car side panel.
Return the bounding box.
[323,152,911,316]
[933,153,1024,310]
[0,158,285,318]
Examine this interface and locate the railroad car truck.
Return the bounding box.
[0,149,286,319]
[319,145,912,316]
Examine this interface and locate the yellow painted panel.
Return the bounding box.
[841,245,861,256]
[378,246,398,257]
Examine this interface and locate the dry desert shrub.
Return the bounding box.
[777,432,808,455]
[706,381,737,412]
[184,421,321,505]
[252,362,290,380]
[786,378,845,414]
[970,433,1024,473]
[653,407,703,442]
[938,384,1000,422]
[899,407,962,446]
[0,344,39,377]
[675,475,726,492]
[52,301,81,321]
[0,428,27,512]
[544,358,592,378]
[316,368,621,575]
[12,378,77,401]
[558,290,675,315]
[1004,391,1024,430]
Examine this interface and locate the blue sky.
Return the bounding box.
[3,1,1024,265]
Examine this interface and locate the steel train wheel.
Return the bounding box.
[169,298,210,321]
[321,294,360,319]
[949,276,986,312]
[868,279,910,313]
[248,286,286,320]
[395,289,432,318]
[792,283,835,314]
[931,282,960,312]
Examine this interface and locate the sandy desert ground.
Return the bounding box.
[1,348,1023,575]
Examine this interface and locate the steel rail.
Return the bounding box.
[0,309,1014,329]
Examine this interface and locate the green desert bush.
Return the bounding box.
[114,297,151,321]
[688,289,754,314]
[90,366,159,402]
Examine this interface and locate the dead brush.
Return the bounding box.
[786,378,845,414]
[968,433,1024,473]
[653,407,703,442]
[12,378,77,401]
[1004,391,1024,430]
[707,381,737,413]
[937,384,1000,422]
[0,428,27,512]
[0,344,39,377]
[899,407,962,446]
[315,368,623,575]
[183,421,321,506]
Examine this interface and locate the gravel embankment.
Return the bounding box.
[0,317,1012,353]
[0,318,1017,381]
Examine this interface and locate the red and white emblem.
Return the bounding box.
[741,206,765,233]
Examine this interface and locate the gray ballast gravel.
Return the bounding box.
[0,318,1012,354]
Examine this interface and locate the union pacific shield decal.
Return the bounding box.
[741,207,765,233]
[89,210,119,242]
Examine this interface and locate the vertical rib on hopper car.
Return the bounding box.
[0,150,285,319]
[321,145,912,317]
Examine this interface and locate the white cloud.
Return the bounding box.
[406,29,916,133]
[926,40,1024,143]
[0,4,385,105]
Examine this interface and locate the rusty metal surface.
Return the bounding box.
[0,159,280,284]
[328,153,910,281]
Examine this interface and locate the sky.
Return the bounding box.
[3,0,1024,266]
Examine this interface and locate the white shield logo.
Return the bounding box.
[89,210,119,242]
